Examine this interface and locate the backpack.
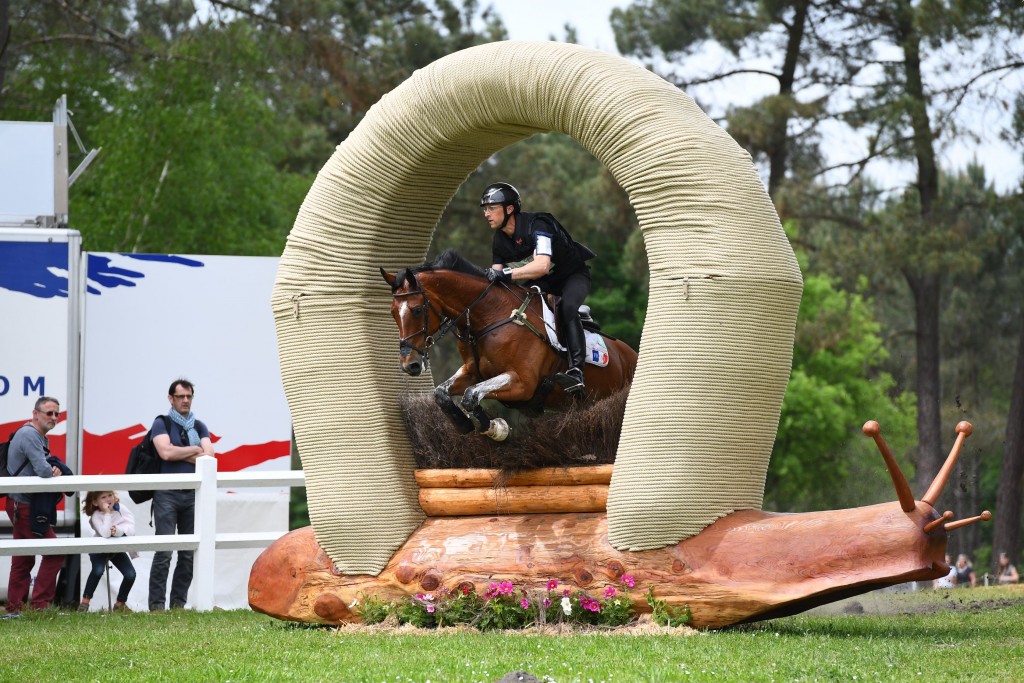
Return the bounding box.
[0,428,30,498]
[125,415,172,504]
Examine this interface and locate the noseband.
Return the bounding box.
[392,277,500,368]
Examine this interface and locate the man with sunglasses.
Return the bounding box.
[148,378,214,611]
[4,396,67,613]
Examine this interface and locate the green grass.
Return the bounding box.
[3,588,1023,682]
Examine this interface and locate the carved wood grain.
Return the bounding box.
[249,502,947,629]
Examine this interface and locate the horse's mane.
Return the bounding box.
[394,249,487,290]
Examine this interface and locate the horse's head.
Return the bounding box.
[380,266,437,377]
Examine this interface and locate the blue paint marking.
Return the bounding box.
[0,241,204,298]
[0,242,69,299]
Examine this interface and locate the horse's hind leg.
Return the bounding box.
[460,374,512,441]
[434,378,474,435]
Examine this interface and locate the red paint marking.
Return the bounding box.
[82,425,287,475]
[2,417,289,476]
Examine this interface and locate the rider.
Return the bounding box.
[481,182,596,397]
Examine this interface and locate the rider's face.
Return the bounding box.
[483,203,509,230]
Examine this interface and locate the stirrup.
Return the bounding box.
[554,367,585,396]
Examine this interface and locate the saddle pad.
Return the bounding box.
[539,297,610,367]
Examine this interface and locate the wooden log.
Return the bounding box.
[249,501,948,630]
[415,465,613,488]
[418,484,608,516]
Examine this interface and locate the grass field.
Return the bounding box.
[3,586,1023,682]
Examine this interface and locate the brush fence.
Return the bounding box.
[271,41,802,575]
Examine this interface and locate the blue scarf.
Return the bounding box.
[168,410,200,446]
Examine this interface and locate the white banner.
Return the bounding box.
[80,253,291,478]
[2,244,292,609]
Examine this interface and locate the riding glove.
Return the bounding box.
[487,267,512,283]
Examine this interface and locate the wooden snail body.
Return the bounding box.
[248,420,989,629]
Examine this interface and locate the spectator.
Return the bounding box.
[997,551,1019,585]
[933,553,956,589]
[4,397,68,613]
[79,491,137,613]
[148,379,214,611]
[954,554,976,588]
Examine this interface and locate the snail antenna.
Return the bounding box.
[920,421,973,507]
[945,510,992,532]
[923,510,954,533]
[862,420,916,513]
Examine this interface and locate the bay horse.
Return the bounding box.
[381,250,638,441]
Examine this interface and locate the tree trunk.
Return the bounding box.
[0,0,9,102]
[907,271,944,497]
[993,321,1024,571]
[767,0,809,200]
[895,0,943,497]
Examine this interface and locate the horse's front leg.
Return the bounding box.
[459,373,514,441]
[434,367,476,435]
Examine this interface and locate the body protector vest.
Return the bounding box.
[491,211,595,293]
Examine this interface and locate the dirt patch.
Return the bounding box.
[804,585,1024,617]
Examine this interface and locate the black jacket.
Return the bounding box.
[491,211,594,292]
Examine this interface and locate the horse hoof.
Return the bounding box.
[484,418,510,441]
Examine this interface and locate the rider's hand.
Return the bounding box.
[487,267,511,283]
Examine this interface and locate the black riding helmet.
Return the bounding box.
[480,182,521,229]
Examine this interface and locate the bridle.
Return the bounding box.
[392,272,552,372]
[392,275,499,370]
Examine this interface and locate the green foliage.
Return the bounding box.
[644,585,691,627]
[1,0,506,256]
[768,225,918,511]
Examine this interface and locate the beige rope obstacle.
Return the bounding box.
[272,41,802,574]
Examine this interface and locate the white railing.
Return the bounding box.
[0,456,305,611]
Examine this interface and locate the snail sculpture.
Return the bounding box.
[256,41,987,629]
[249,420,990,628]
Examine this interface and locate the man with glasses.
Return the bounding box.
[4,396,67,613]
[148,378,213,611]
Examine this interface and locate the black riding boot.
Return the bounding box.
[554,314,587,397]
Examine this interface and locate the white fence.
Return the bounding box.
[0,456,304,611]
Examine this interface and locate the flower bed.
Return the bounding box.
[354,574,691,630]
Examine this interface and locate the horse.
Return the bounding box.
[381,250,638,441]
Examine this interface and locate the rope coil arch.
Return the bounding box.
[273,41,802,573]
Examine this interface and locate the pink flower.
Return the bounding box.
[426,604,435,613]
[562,589,571,597]
[415,593,425,600]
[604,586,616,599]
[484,583,500,599]
[543,598,552,608]
[621,574,635,588]
[547,580,558,591]
[499,581,515,595]
[520,598,529,609]
[588,601,601,612]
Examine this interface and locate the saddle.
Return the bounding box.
[541,293,603,334]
